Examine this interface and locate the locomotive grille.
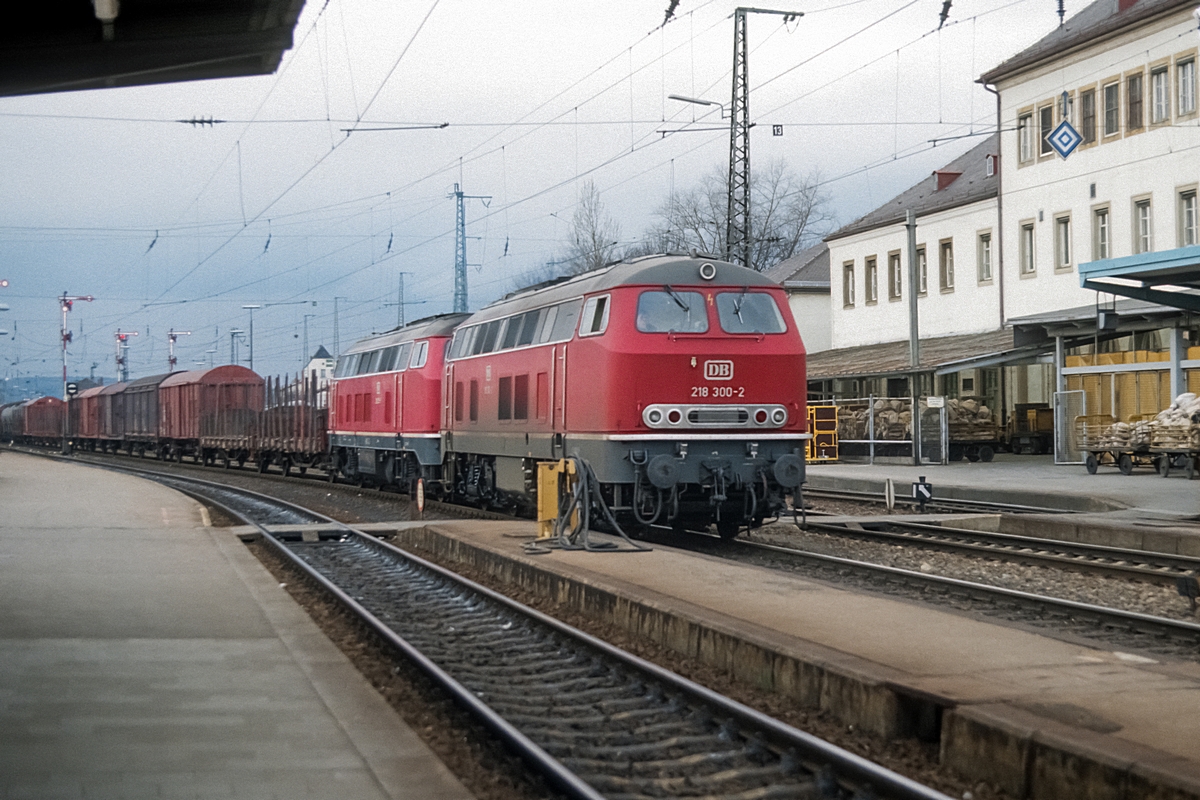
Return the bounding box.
[687,407,749,425]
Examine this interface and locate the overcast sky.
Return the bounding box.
[0,0,1061,384]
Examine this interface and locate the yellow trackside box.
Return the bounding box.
[807,404,838,462]
[536,459,578,539]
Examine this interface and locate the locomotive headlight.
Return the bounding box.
[771,408,787,425]
[647,409,663,424]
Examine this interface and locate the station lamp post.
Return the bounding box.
[59,292,94,453]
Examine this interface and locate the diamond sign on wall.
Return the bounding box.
[1048,120,1082,159]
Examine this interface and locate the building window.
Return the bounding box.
[865,257,878,304]
[1020,222,1036,275]
[1180,189,1198,246]
[939,240,954,291]
[978,233,992,282]
[1080,88,1096,143]
[1093,207,1110,260]
[1152,67,1170,123]
[917,246,928,294]
[1038,105,1054,156]
[1018,112,1034,162]
[1134,198,1153,253]
[1179,58,1196,116]
[842,262,855,307]
[1103,81,1120,136]
[1054,215,1072,270]
[1127,73,1144,131]
[888,251,902,299]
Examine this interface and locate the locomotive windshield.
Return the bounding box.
[716,292,787,334]
[636,289,708,333]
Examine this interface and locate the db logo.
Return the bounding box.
[704,360,734,380]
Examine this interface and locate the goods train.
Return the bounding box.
[1,254,809,535]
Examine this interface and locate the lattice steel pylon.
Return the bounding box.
[726,7,802,270]
[450,183,491,313]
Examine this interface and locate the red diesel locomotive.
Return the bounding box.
[331,254,808,534]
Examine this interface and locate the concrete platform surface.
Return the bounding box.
[399,519,1200,799]
[0,453,471,800]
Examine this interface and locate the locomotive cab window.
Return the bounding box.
[636,289,707,333]
[334,354,358,378]
[394,342,412,372]
[716,292,786,334]
[579,295,611,337]
[377,345,401,373]
[409,341,428,369]
[356,350,381,375]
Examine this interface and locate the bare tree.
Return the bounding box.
[565,180,622,275]
[643,159,832,271]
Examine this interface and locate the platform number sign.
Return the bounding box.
[912,476,933,512]
[772,125,784,136]
[65,382,78,397]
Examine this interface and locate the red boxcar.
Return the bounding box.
[72,386,105,444]
[441,255,808,533]
[97,381,127,451]
[159,366,264,461]
[24,396,66,443]
[0,400,25,441]
[329,313,468,486]
[123,373,174,449]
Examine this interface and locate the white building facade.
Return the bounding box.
[985,0,1199,320]
[826,140,1001,351]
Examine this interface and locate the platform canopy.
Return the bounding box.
[1,0,305,97]
[1078,245,1200,313]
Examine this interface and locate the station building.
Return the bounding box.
[802,0,1200,459]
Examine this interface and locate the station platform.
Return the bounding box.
[0,452,470,800]
[808,453,1200,556]
[388,518,1200,800]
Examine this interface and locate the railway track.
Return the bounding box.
[93,463,952,800]
[800,518,1200,586]
[646,528,1200,660]
[804,487,1074,516]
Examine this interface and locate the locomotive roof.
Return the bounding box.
[344,312,471,355]
[467,254,778,323]
[124,372,175,390]
[160,365,263,388]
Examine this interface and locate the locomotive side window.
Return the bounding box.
[394,342,413,371]
[517,310,541,346]
[716,292,787,334]
[537,307,559,344]
[636,290,708,333]
[377,345,400,372]
[334,354,359,377]
[549,299,583,341]
[500,317,523,350]
[579,295,610,337]
[409,341,428,369]
[356,350,381,375]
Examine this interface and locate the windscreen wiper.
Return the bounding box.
[733,284,749,322]
[663,284,689,311]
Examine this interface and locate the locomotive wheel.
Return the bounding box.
[1118,454,1134,475]
[1085,454,1099,474]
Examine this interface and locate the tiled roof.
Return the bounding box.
[806,328,1016,380]
[825,135,998,242]
[980,0,1194,84]
[763,242,829,288]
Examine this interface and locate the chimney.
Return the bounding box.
[1118,0,1137,12]
[934,170,963,191]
